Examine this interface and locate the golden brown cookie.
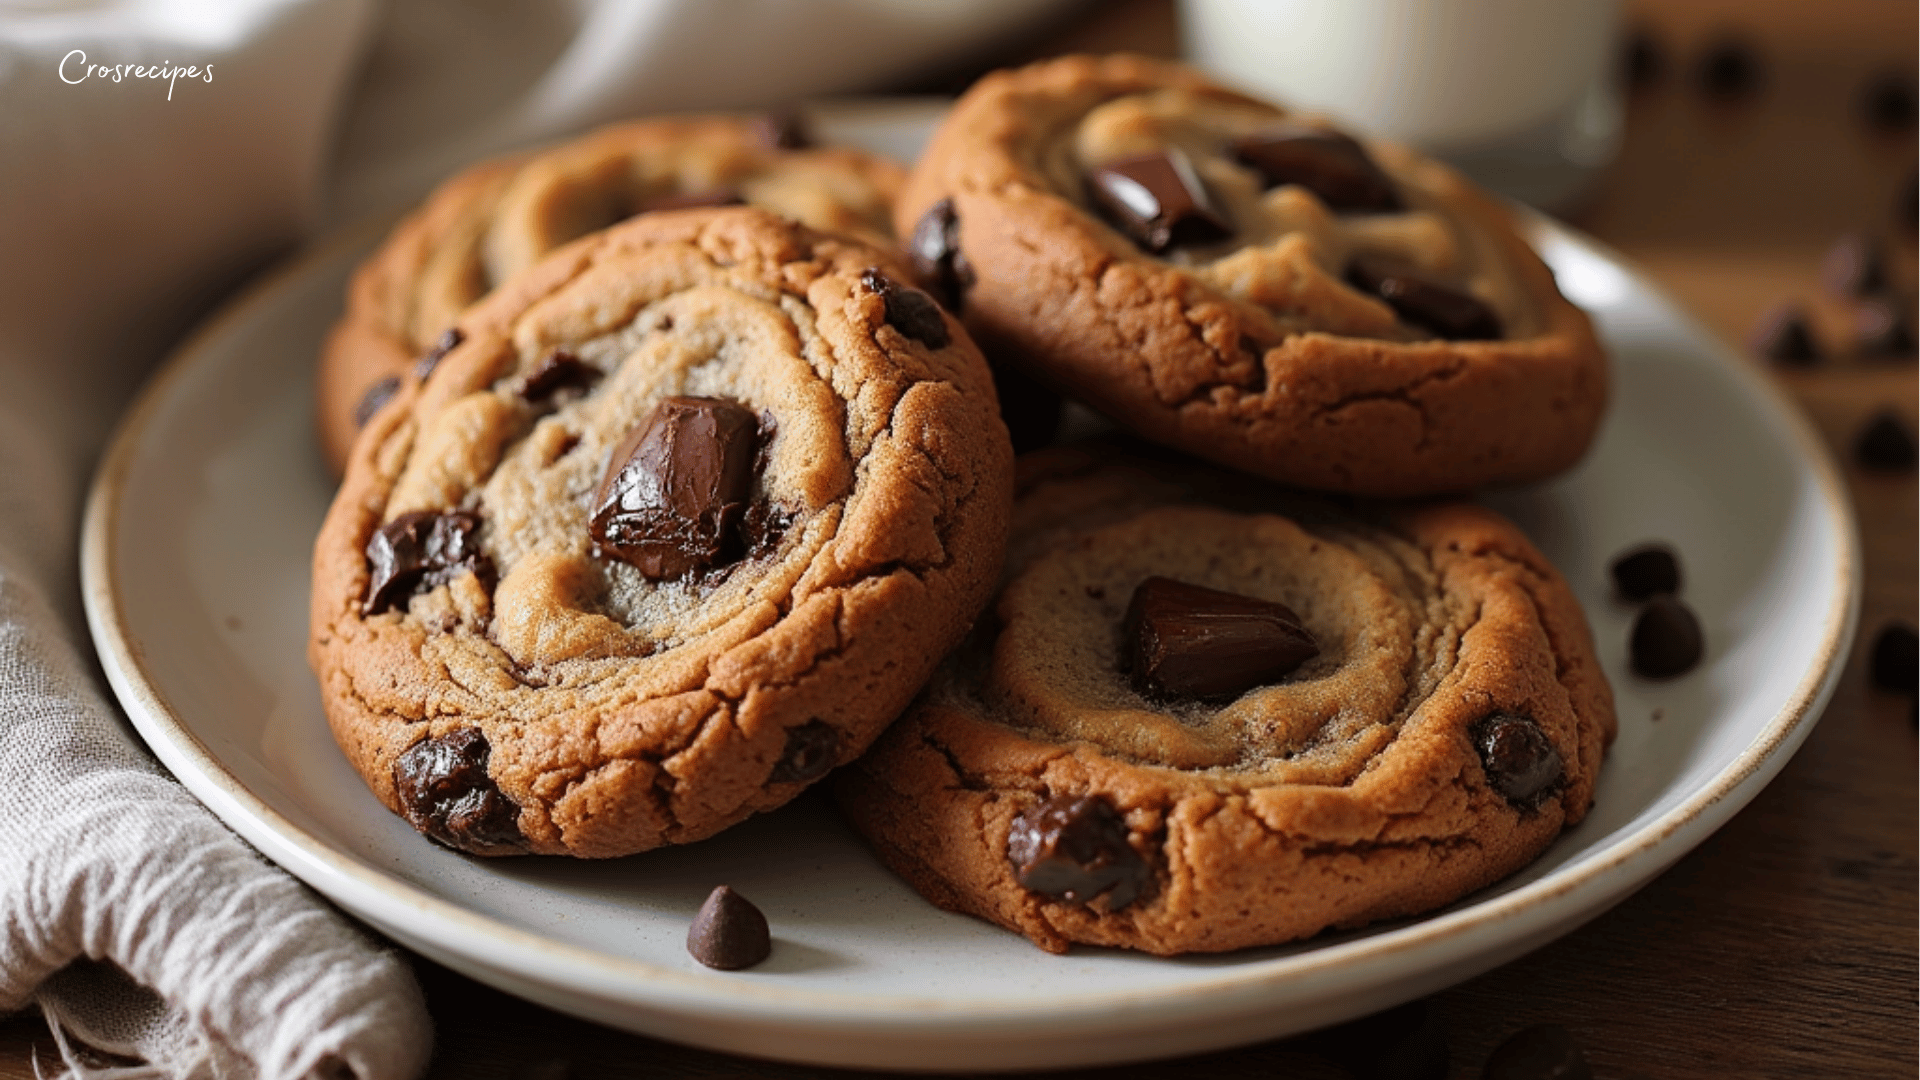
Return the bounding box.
[836,443,1615,954]
[897,55,1607,497]
[319,113,906,474]
[310,207,1011,858]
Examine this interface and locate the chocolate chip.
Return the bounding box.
[414,327,463,381]
[859,267,949,349]
[518,350,601,403]
[1472,713,1563,806]
[751,108,810,150]
[1748,302,1820,366]
[353,375,401,428]
[1483,1024,1593,1080]
[1622,28,1665,90]
[908,198,975,312]
[1862,73,1919,131]
[1347,257,1503,340]
[590,397,760,580]
[363,509,492,616]
[1854,409,1917,470]
[1694,35,1762,100]
[686,885,771,970]
[1630,595,1705,678]
[768,720,839,784]
[1007,794,1149,910]
[1087,149,1233,253]
[1123,576,1318,701]
[1609,543,1681,600]
[641,188,747,213]
[1821,233,1888,297]
[1314,999,1451,1080]
[392,727,523,853]
[1853,300,1915,356]
[1232,126,1401,212]
[1869,623,1918,693]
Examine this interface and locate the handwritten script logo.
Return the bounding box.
[59,50,212,100]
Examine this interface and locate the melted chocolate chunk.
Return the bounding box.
[413,327,464,381]
[392,727,523,853]
[1855,409,1918,470]
[1484,1024,1593,1080]
[1473,713,1563,806]
[1087,150,1232,253]
[518,350,601,403]
[1869,623,1918,694]
[1862,73,1919,132]
[1006,794,1149,911]
[1609,543,1681,601]
[1821,233,1887,297]
[768,720,839,785]
[590,397,760,580]
[686,885,771,970]
[1346,257,1502,340]
[1124,576,1318,700]
[363,509,492,616]
[1630,595,1705,678]
[353,375,401,428]
[1695,35,1763,100]
[738,498,794,561]
[1853,300,1915,356]
[641,188,747,213]
[908,198,974,311]
[1232,126,1401,212]
[751,108,811,150]
[859,267,949,348]
[1748,302,1820,366]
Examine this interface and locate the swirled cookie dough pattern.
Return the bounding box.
[310,208,1011,858]
[836,444,1615,954]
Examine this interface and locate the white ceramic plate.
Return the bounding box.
[81,108,1858,1072]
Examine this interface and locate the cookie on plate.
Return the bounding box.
[318,113,906,474]
[836,443,1615,954]
[897,55,1607,497]
[310,207,1011,858]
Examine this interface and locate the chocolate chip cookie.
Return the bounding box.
[897,55,1608,497]
[318,113,906,474]
[310,207,1011,858]
[836,443,1615,954]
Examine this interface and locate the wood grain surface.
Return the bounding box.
[3,1,1912,1076]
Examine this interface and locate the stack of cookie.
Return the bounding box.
[309,54,1617,956]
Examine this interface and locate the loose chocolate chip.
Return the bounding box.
[1853,300,1915,356]
[751,108,811,150]
[590,397,760,580]
[1347,256,1503,340]
[1123,576,1319,700]
[1821,234,1888,297]
[1609,543,1681,601]
[353,375,401,428]
[1694,35,1762,100]
[1869,623,1918,693]
[1472,713,1563,806]
[1232,126,1401,212]
[1483,1024,1593,1080]
[1747,302,1820,366]
[686,885,771,970]
[392,727,523,853]
[1087,149,1233,253]
[1315,999,1451,1080]
[1007,794,1150,910]
[414,327,464,381]
[518,350,601,403]
[1862,73,1919,131]
[641,188,747,213]
[363,509,492,616]
[768,720,839,785]
[1854,409,1918,470]
[1622,29,1664,90]
[1630,595,1705,678]
[859,267,950,349]
[908,198,974,311]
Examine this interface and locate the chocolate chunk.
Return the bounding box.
[1087,149,1233,253]
[1630,595,1705,678]
[1472,713,1563,806]
[751,108,810,150]
[518,350,601,403]
[392,727,523,853]
[1694,35,1762,100]
[363,509,491,616]
[590,397,760,580]
[1007,794,1149,910]
[1869,623,1918,693]
[1853,300,1915,356]
[1124,576,1318,700]
[413,327,464,381]
[739,499,794,562]
[768,720,839,784]
[1314,999,1451,1080]
[1609,543,1681,600]
[1862,73,1919,131]
[1821,233,1887,297]
[1347,256,1503,341]
[1854,409,1918,470]
[641,188,747,213]
[686,885,771,970]
[908,198,975,311]
[353,375,401,428]
[1232,126,1401,212]
[1622,28,1665,90]
[859,267,949,349]
[1483,1024,1593,1080]
[1748,302,1820,366]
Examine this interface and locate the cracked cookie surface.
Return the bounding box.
[836,443,1614,954]
[310,207,1011,858]
[896,55,1607,497]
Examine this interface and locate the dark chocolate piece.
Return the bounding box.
[363,509,491,616]
[1821,233,1887,297]
[1006,794,1149,911]
[1087,150,1233,253]
[686,885,771,970]
[1313,998,1451,1080]
[1609,543,1681,601]
[1854,409,1918,470]
[1472,713,1563,806]
[768,720,839,785]
[1747,302,1820,366]
[1622,28,1665,90]
[353,375,401,429]
[751,108,810,150]
[1694,35,1762,100]
[1232,125,1401,212]
[518,350,601,403]
[590,397,760,580]
[1123,576,1318,700]
[908,198,975,311]
[859,267,949,349]
[641,188,747,213]
[413,327,464,381]
[392,727,523,854]
[1630,595,1705,679]
[1862,73,1919,132]
[1483,1024,1594,1080]
[1853,300,1915,356]
[1346,256,1503,341]
[1869,623,1918,693]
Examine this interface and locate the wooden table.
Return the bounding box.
[3,1,1912,1076]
